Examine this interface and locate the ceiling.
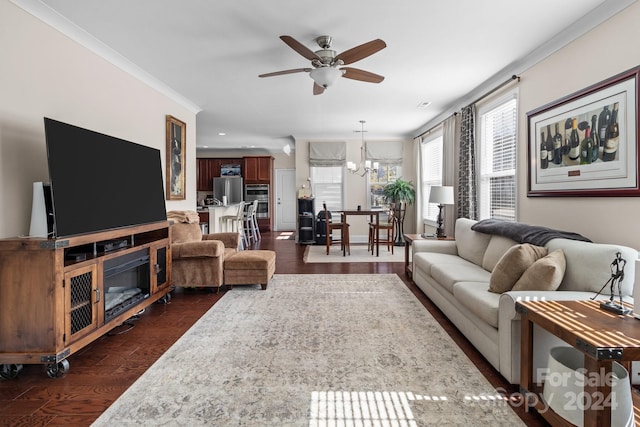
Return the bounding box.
[19,0,630,153]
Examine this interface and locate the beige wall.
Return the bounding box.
[294,137,415,240]
[517,2,640,249]
[0,1,197,238]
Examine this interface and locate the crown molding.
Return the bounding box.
[11,0,202,115]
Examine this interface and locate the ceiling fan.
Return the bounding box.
[259,35,386,95]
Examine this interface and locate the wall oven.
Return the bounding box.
[245,184,269,218]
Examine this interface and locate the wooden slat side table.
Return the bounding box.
[516,299,640,427]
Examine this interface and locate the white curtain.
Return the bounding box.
[442,115,458,237]
[413,135,423,233]
[366,141,403,165]
[309,141,346,166]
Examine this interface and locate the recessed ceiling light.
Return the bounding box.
[202,145,209,148]
[417,101,431,109]
[218,132,226,136]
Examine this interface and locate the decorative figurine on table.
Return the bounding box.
[592,251,631,315]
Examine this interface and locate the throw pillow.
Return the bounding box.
[488,243,548,293]
[512,249,566,291]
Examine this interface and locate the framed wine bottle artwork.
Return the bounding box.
[527,65,640,197]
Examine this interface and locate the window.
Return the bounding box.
[310,166,343,214]
[421,133,443,223]
[368,164,402,211]
[365,140,404,214]
[308,141,346,214]
[478,92,517,221]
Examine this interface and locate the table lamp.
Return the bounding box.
[428,186,454,238]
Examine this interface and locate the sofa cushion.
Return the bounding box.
[171,222,203,243]
[512,249,566,291]
[546,238,637,296]
[489,244,548,293]
[455,218,492,267]
[453,282,500,328]
[413,252,473,273]
[172,240,223,258]
[224,247,238,259]
[482,235,518,272]
[225,250,276,270]
[430,262,491,294]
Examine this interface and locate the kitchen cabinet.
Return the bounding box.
[198,210,209,224]
[243,156,273,184]
[243,156,273,230]
[197,158,244,191]
[0,221,171,378]
[196,158,215,191]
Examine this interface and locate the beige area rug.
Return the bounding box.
[92,274,523,426]
[303,244,407,263]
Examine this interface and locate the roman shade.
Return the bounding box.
[365,141,403,165]
[309,141,346,166]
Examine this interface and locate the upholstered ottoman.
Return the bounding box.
[224,250,275,290]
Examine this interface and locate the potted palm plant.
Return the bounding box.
[382,178,415,245]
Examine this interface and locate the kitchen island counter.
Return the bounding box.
[203,204,243,233]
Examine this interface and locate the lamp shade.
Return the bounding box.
[428,186,454,205]
[309,67,342,88]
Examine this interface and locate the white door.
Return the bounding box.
[275,169,297,231]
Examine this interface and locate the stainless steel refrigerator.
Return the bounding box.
[213,176,243,204]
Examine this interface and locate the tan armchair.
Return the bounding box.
[171,221,240,289]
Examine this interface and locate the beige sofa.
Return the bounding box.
[411,218,637,384]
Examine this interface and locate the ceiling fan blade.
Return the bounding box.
[313,83,325,95]
[259,68,312,78]
[335,39,386,65]
[280,35,321,61]
[341,67,385,83]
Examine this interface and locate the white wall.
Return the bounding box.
[517,2,640,249]
[0,1,198,238]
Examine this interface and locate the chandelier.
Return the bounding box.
[347,120,379,177]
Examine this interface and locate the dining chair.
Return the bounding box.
[368,204,395,254]
[323,202,350,256]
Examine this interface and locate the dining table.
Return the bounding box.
[340,209,381,256]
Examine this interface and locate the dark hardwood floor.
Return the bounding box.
[0,231,548,426]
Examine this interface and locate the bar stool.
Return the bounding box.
[219,201,246,249]
[243,201,257,245]
[248,200,261,241]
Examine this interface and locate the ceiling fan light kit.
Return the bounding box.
[259,35,386,95]
[309,67,343,88]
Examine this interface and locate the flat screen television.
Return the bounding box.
[44,117,167,238]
